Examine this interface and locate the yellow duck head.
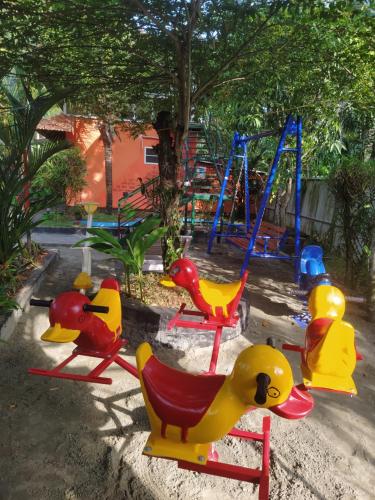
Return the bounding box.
[308,284,345,321]
[229,343,293,408]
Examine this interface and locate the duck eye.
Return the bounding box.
[170,266,180,277]
[267,387,280,398]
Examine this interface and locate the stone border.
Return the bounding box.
[122,294,250,350]
[33,227,84,234]
[0,250,59,341]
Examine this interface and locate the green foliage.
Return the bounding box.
[32,148,87,204]
[0,286,19,316]
[328,157,375,287]
[0,242,42,316]
[74,215,168,301]
[0,71,72,266]
[202,1,374,179]
[0,262,19,316]
[1,1,373,259]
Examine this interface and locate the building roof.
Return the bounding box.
[37,113,73,133]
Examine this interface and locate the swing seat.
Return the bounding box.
[227,222,288,255]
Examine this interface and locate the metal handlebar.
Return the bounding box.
[82,304,109,314]
[30,299,53,307]
[255,373,271,405]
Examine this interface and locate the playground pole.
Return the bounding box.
[294,116,303,284]
[243,139,251,233]
[240,115,294,276]
[207,132,239,254]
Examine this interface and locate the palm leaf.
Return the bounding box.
[128,216,161,246]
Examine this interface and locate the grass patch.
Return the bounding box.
[40,212,75,227]
[40,209,118,228]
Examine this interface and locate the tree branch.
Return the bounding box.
[126,0,179,43]
[192,0,288,103]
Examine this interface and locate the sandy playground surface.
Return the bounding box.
[0,241,374,500]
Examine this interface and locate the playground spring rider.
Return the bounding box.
[162,258,248,373]
[283,284,361,394]
[28,277,138,384]
[207,115,302,282]
[137,340,314,500]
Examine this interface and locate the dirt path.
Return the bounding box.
[0,243,374,499]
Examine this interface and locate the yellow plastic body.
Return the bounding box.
[302,319,357,394]
[41,323,81,343]
[199,279,241,317]
[92,288,122,338]
[137,343,293,464]
[73,272,93,290]
[308,285,345,321]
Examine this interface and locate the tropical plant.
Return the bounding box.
[0,71,71,268]
[0,286,19,316]
[74,215,167,301]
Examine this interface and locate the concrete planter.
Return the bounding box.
[122,294,250,350]
[0,250,59,341]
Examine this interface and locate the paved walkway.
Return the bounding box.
[30,231,85,247]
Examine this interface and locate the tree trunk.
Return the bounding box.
[273,187,282,226]
[368,225,375,322]
[280,177,292,228]
[273,178,292,228]
[154,111,182,268]
[99,122,113,213]
[23,149,32,252]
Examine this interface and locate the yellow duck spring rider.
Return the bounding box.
[136,339,314,500]
[284,284,358,394]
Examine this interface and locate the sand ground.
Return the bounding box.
[0,240,374,500]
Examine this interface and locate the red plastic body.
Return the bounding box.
[48,279,121,352]
[167,261,248,373]
[169,258,248,324]
[270,385,314,419]
[142,355,225,437]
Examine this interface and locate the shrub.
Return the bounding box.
[328,157,375,287]
[32,147,87,205]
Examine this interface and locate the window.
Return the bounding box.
[144,146,158,165]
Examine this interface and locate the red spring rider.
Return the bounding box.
[162,258,248,373]
[28,277,137,384]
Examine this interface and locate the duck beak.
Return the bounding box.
[269,385,314,420]
[41,323,81,343]
[159,276,176,288]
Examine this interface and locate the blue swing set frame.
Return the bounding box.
[207,115,303,282]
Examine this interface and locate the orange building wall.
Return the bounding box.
[68,117,159,208]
